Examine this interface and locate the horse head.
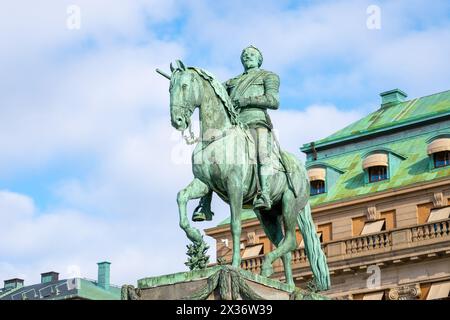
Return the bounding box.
[169,60,203,131]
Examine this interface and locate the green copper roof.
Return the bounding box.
[307,132,450,207]
[302,89,450,150]
[76,279,121,300]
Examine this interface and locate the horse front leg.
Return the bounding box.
[177,178,210,244]
[227,173,244,268]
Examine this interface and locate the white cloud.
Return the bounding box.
[0,189,194,285]
[364,27,450,96]
[0,191,34,226]
[180,0,450,101]
[0,39,184,176]
[272,105,364,160]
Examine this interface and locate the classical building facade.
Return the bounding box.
[205,88,450,300]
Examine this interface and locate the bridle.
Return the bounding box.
[170,69,201,145]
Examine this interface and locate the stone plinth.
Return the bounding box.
[121,266,329,300]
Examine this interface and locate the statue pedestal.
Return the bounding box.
[122,265,329,300]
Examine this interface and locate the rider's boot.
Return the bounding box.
[254,166,272,210]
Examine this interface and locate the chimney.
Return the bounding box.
[380,89,407,107]
[41,271,59,284]
[4,278,24,290]
[97,261,111,290]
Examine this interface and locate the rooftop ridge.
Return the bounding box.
[302,89,450,151]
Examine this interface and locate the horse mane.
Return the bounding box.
[189,67,241,126]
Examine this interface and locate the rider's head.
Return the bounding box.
[241,46,263,70]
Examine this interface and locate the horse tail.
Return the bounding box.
[296,201,331,291]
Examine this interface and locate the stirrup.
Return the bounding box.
[253,194,272,210]
[192,204,214,222]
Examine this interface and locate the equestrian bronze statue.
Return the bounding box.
[157,47,330,290]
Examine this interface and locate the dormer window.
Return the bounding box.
[362,153,388,183]
[311,180,325,195]
[368,166,388,182]
[308,167,326,196]
[427,138,450,169]
[433,151,449,168]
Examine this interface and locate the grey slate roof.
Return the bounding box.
[0,279,77,300]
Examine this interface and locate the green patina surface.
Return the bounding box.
[49,279,121,300]
[76,279,121,300]
[138,265,295,293]
[217,89,450,226]
[138,266,222,289]
[290,288,331,300]
[302,89,450,149]
[136,266,330,300]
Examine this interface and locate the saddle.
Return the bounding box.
[243,129,299,200]
[243,129,284,172]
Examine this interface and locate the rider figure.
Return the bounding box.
[227,46,280,210]
[192,46,280,221]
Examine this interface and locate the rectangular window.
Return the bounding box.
[426,281,450,300]
[417,203,434,224]
[296,230,303,248]
[318,232,323,243]
[352,211,395,236]
[241,244,263,259]
[298,239,305,248]
[360,220,385,235]
[298,235,321,248]
[427,207,450,222]
[310,180,325,195]
[317,223,332,242]
[434,151,450,168]
[368,166,388,182]
[362,291,385,300]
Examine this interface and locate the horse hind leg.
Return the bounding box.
[253,207,283,274]
[259,190,298,287]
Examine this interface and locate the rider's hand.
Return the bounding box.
[233,99,241,109]
[234,97,248,109]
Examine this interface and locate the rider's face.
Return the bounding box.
[241,48,260,70]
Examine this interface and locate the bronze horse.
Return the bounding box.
[166,60,330,290]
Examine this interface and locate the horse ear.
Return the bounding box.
[176,59,186,71]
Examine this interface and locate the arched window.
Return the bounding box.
[311,180,326,195]
[368,166,388,182]
[362,153,388,183]
[308,167,326,196]
[427,138,450,169]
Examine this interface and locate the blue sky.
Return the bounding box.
[1,0,449,286]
